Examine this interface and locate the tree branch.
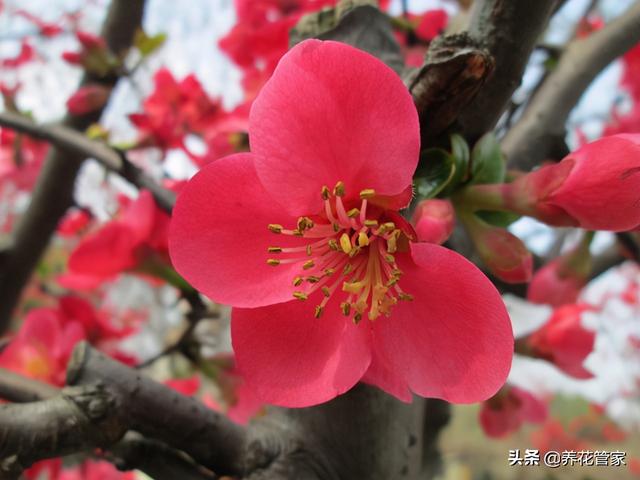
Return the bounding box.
[502,1,640,169]
[456,0,559,141]
[66,342,248,476]
[0,0,147,334]
[0,367,58,402]
[0,111,176,212]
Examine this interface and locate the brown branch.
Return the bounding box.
[0,367,58,402]
[456,0,559,141]
[0,111,176,212]
[66,342,248,476]
[0,0,147,334]
[502,1,640,170]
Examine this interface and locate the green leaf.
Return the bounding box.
[415,148,457,199]
[134,29,167,57]
[476,210,521,227]
[470,132,506,185]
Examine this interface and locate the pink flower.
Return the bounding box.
[479,385,547,438]
[527,304,595,379]
[170,40,513,407]
[411,198,455,244]
[0,308,85,386]
[503,134,640,231]
[414,9,448,42]
[66,84,110,115]
[64,190,170,285]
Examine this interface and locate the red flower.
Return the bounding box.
[0,308,85,386]
[527,304,595,379]
[502,134,640,231]
[129,68,225,150]
[479,385,547,438]
[531,419,587,453]
[414,9,448,42]
[411,199,455,244]
[65,190,170,285]
[170,40,513,407]
[1,40,36,68]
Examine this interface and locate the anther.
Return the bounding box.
[306,244,312,256]
[321,185,331,200]
[343,281,364,294]
[267,247,282,253]
[302,260,315,270]
[268,224,283,233]
[353,312,363,324]
[364,219,378,227]
[297,216,314,231]
[328,239,339,251]
[306,276,321,283]
[348,246,361,258]
[314,305,324,319]
[384,254,395,263]
[341,302,351,316]
[333,223,341,232]
[293,277,303,286]
[359,188,376,199]
[267,259,280,266]
[339,233,352,254]
[399,293,414,301]
[357,232,369,247]
[343,263,354,275]
[346,208,360,218]
[324,268,335,276]
[293,291,308,301]
[322,286,331,297]
[333,181,345,197]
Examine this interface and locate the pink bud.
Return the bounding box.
[66,84,110,115]
[473,226,533,283]
[62,51,83,65]
[527,259,585,307]
[510,134,640,231]
[528,304,595,379]
[76,30,107,51]
[412,199,455,244]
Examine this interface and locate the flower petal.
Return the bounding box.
[372,243,513,403]
[232,296,372,407]
[169,153,310,308]
[250,39,420,215]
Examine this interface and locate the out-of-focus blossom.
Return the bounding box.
[527,304,596,379]
[412,198,455,244]
[66,84,111,115]
[479,385,547,438]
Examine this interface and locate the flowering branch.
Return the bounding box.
[0,367,58,402]
[0,0,147,334]
[502,0,640,169]
[0,111,176,212]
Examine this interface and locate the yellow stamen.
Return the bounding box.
[339,233,352,254]
[267,259,280,266]
[314,305,324,318]
[343,263,354,275]
[353,312,363,324]
[293,277,303,286]
[343,281,364,294]
[267,247,282,253]
[268,224,283,233]
[347,208,360,218]
[306,244,312,256]
[306,276,320,283]
[385,254,395,263]
[341,302,351,315]
[293,291,308,301]
[328,239,339,251]
[357,232,369,247]
[359,188,376,199]
[399,293,414,301]
[302,260,315,270]
[322,286,331,297]
[297,216,314,231]
[333,181,345,197]
[364,219,378,227]
[321,185,330,200]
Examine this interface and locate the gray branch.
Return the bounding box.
[502,0,640,169]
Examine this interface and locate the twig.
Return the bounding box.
[0,111,176,212]
[502,1,640,169]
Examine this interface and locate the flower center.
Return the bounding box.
[266,181,413,323]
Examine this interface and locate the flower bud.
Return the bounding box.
[411,199,455,244]
[527,232,593,307]
[66,85,110,115]
[508,134,640,231]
